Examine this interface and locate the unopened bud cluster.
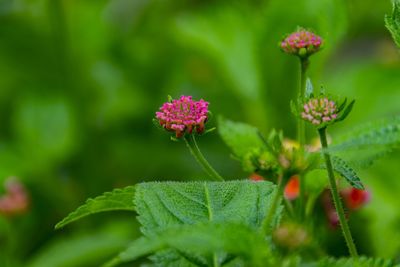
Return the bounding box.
[281,30,323,58]
[301,97,338,125]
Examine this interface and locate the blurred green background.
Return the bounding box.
[0,0,399,266]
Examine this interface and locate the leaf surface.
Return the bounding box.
[218,117,264,159]
[386,0,400,48]
[55,186,136,229]
[104,222,270,267]
[111,180,278,266]
[305,256,395,267]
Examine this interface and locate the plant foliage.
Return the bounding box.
[386,0,400,48]
[55,186,136,229]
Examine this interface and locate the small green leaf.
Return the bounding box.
[335,99,355,123]
[104,223,270,267]
[55,186,136,229]
[218,117,264,159]
[290,99,298,116]
[385,0,400,48]
[337,97,347,112]
[305,78,314,98]
[331,156,364,190]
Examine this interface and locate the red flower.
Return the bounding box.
[341,188,370,210]
[249,173,265,182]
[284,175,300,200]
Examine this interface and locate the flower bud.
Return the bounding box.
[280,29,323,58]
[155,96,209,138]
[273,223,310,249]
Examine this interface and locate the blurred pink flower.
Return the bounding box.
[0,177,29,217]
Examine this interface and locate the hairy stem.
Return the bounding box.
[318,127,358,257]
[261,176,285,235]
[297,57,309,220]
[184,134,224,181]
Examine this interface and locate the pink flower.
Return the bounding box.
[0,177,29,217]
[281,30,323,57]
[155,96,209,138]
[301,97,338,126]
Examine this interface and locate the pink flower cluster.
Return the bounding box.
[281,30,323,57]
[301,98,338,125]
[155,95,209,138]
[0,177,29,217]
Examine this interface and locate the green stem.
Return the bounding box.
[212,254,220,267]
[184,134,224,181]
[297,57,309,220]
[261,176,285,235]
[318,127,358,257]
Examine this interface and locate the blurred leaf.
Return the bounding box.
[218,117,264,159]
[55,186,136,229]
[28,221,135,267]
[305,256,395,267]
[385,0,400,48]
[330,116,400,152]
[104,222,270,267]
[13,96,76,166]
[174,7,261,100]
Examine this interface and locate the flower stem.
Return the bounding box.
[261,176,285,235]
[318,127,358,257]
[297,57,309,220]
[184,134,224,181]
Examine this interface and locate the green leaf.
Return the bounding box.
[136,180,277,233]
[385,0,400,48]
[29,221,136,267]
[128,180,279,266]
[335,99,355,123]
[104,222,270,267]
[55,186,136,229]
[307,256,395,267]
[331,156,364,190]
[329,116,400,152]
[218,117,264,159]
[305,78,314,98]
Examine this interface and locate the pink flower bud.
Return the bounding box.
[280,29,323,58]
[301,97,338,126]
[155,96,209,138]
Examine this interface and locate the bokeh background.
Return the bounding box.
[0,0,399,266]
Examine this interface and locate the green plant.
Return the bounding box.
[54,5,400,265]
